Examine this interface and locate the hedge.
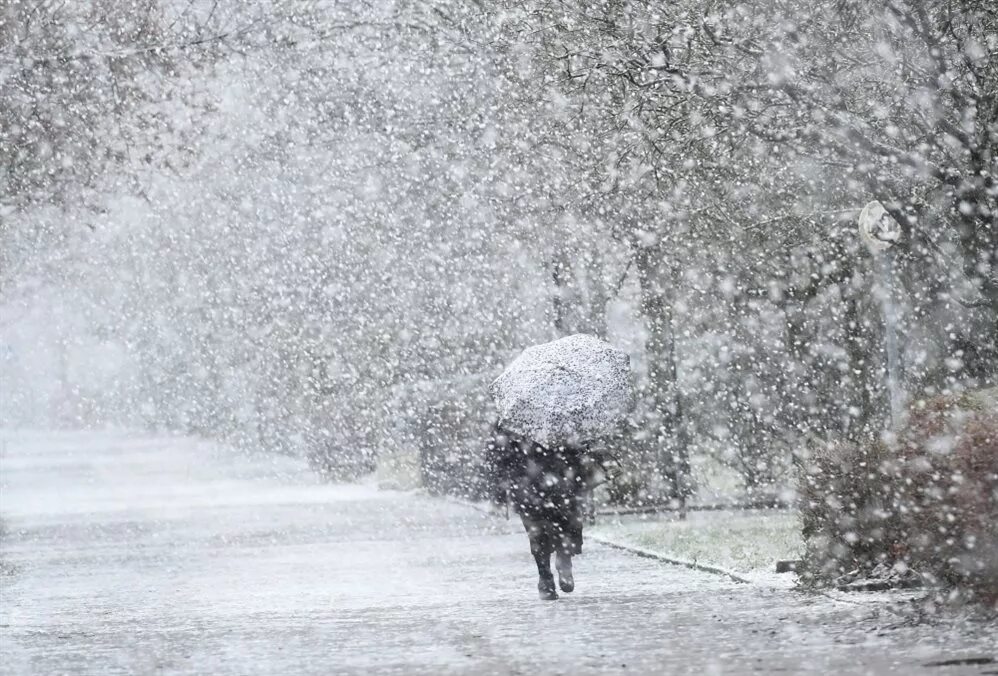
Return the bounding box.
[799,388,998,605]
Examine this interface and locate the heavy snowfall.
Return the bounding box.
[1,0,996,674]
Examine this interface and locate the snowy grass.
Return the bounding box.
[591,509,803,583]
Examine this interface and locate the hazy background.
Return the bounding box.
[2,0,995,501]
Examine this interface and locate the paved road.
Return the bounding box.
[1,432,994,675]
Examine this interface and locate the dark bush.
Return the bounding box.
[799,388,998,604]
[894,391,998,601]
[307,441,377,481]
[798,438,903,582]
[414,396,493,500]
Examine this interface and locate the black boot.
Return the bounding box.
[538,574,558,600]
[555,551,574,593]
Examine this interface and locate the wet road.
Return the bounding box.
[1,432,994,675]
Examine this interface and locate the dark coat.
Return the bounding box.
[484,424,600,555]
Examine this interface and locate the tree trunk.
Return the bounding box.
[548,249,572,336]
[549,246,609,338]
[842,290,876,442]
[633,245,692,504]
[580,248,609,338]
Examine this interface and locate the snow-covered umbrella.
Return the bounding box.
[489,334,634,448]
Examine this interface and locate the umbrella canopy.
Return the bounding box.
[489,334,634,448]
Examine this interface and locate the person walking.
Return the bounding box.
[484,424,601,600]
[486,334,633,600]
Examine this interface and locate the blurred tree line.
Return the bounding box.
[1,0,994,502]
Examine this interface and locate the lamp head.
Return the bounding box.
[858,201,902,254]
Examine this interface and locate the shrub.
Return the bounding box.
[798,438,903,582]
[799,388,998,604]
[894,391,998,601]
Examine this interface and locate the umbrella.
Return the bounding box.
[489,334,634,448]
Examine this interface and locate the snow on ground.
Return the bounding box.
[1,431,996,675]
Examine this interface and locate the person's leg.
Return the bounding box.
[554,523,579,593]
[521,514,557,600]
[554,548,574,593]
[554,496,584,593]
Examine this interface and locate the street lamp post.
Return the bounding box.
[858,201,904,432]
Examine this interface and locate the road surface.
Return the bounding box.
[1,431,994,675]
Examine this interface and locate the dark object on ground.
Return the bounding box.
[834,563,924,592]
[798,387,998,604]
[923,656,995,667]
[776,560,801,574]
[484,424,603,599]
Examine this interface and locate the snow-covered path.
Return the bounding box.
[1,432,994,675]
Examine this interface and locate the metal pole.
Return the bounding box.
[880,252,903,431]
[859,200,904,433]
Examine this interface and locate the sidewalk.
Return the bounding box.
[2,430,995,675]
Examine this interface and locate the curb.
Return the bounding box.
[447,497,752,585]
[589,535,752,584]
[597,500,791,517]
